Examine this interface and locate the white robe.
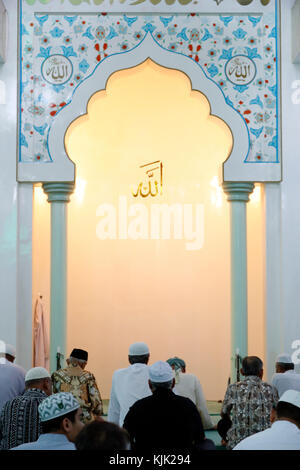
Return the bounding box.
[0,359,26,412]
[173,371,213,430]
[33,298,49,370]
[108,363,151,427]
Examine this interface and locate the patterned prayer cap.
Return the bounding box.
[166,357,186,371]
[38,392,80,422]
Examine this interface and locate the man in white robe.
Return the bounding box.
[271,353,300,397]
[167,357,214,430]
[108,342,151,427]
[0,343,26,412]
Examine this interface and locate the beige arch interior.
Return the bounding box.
[33,60,264,400]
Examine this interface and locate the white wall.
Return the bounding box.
[0,0,18,350]
[0,1,32,370]
[278,0,300,372]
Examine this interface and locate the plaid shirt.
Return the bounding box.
[52,365,103,423]
[221,376,279,449]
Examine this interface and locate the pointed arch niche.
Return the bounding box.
[33,34,264,398]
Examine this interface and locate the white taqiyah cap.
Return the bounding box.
[129,342,149,356]
[4,344,16,357]
[279,390,300,409]
[25,367,51,382]
[276,353,293,364]
[149,361,174,383]
[38,392,80,422]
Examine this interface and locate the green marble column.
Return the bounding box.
[43,182,74,373]
[223,182,254,382]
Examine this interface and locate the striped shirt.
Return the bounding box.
[0,388,48,450]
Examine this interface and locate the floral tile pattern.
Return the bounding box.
[20,10,278,163]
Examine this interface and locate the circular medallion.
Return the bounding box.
[41,54,73,85]
[225,55,257,86]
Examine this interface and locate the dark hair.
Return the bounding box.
[25,378,48,388]
[41,409,78,433]
[276,401,300,427]
[75,421,130,451]
[217,415,232,442]
[5,354,15,362]
[277,363,294,372]
[149,380,173,391]
[128,354,149,365]
[242,356,263,376]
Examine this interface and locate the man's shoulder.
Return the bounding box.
[12,363,26,376]
[0,362,25,377]
[128,393,153,410]
[81,369,95,380]
[271,373,281,382]
[260,380,276,391]
[228,378,273,388]
[172,392,200,410]
[112,366,132,377]
[52,368,67,378]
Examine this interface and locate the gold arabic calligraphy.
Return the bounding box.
[228,63,251,81]
[132,161,163,198]
[46,64,69,81]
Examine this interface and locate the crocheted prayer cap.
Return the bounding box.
[38,392,80,422]
[128,342,149,356]
[149,361,174,383]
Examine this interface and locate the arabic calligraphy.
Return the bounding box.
[132,161,163,198]
[41,54,73,85]
[225,55,256,86]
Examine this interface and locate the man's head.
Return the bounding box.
[0,344,16,363]
[75,421,130,451]
[241,356,263,379]
[38,392,84,442]
[128,342,150,365]
[25,367,52,396]
[148,361,175,393]
[275,353,294,373]
[67,348,88,370]
[166,357,186,373]
[272,390,300,429]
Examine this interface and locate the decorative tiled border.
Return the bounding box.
[20,5,278,164]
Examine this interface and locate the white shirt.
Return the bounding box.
[173,372,213,430]
[0,359,26,412]
[107,363,151,427]
[233,420,300,450]
[272,370,300,397]
[12,433,76,450]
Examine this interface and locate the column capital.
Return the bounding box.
[222,182,255,203]
[43,182,75,203]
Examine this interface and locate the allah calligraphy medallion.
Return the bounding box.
[225,55,257,86]
[41,54,73,85]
